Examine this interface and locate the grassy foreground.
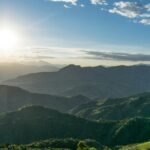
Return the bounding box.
[116,141,150,150]
[0,139,150,150]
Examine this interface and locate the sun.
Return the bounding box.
[0,27,20,51]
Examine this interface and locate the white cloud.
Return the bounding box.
[140,13,150,18]
[80,4,85,8]
[47,0,77,5]
[109,1,141,18]
[140,19,150,25]
[64,4,71,8]
[46,0,150,25]
[145,3,150,12]
[108,1,150,25]
[91,0,107,5]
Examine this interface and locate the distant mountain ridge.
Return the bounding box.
[4,64,150,99]
[0,85,90,113]
[0,62,60,83]
[70,92,150,121]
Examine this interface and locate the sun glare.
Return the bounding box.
[0,27,20,52]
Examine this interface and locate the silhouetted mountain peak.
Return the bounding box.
[59,64,82,72]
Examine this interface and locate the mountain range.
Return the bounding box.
[0,85,90,113]
[0,62,60,83]
[4,64,150,99]
[1,64,150,148]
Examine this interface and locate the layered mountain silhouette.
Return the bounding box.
[2,64,150,148]
[0,85,90,113]
[4,64,150,99]
[0,105,150,146]
[71,92,150,121]
[0,62,60,83]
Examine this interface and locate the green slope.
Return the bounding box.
[117,141,150,150]
[0,106,150,146]
[0,105,115,145]
[71,93,150,121]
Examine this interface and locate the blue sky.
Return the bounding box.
[0,0,150,66]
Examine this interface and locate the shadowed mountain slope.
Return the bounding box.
[0,106,150,146]
[0,85,90,113]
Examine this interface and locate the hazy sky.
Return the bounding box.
[0,0,150,66]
